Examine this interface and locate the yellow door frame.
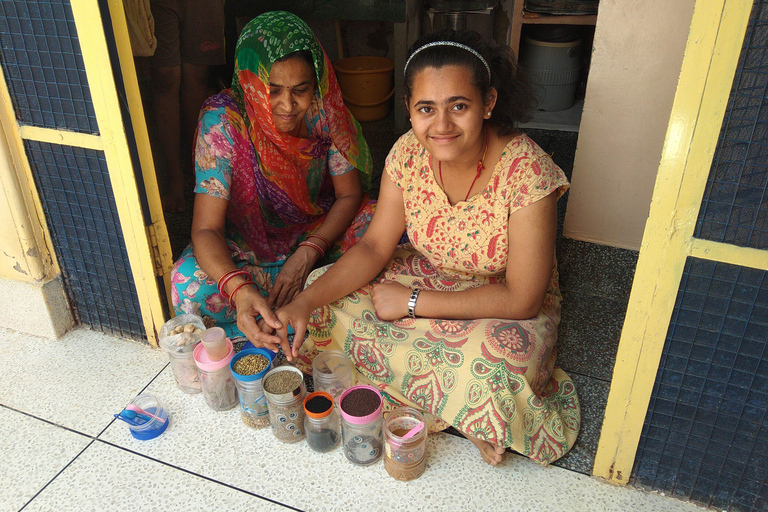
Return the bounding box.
[593,0,764,484]
[0,0,174,345]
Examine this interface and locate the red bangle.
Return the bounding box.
[218,269,251,299]
[307,233,330,250]
[229,281,256,308]
[299,240,325,258]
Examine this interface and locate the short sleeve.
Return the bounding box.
[503,136,570,213]
[194,106,235,200]
[327,143,355,176]
[385,131,420,191]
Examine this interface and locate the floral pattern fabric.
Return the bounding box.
[298,131,580,465]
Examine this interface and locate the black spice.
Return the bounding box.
[306,395,332,414]
[306,428,339,452]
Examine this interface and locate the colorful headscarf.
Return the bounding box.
[226,11,372,260]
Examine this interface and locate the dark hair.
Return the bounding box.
[403,30,534,135]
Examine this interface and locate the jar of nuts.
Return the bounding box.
[159,314,206,394]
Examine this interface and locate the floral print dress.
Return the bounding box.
[298,130,581,465]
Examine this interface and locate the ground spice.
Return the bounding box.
[305,395,332,414]
[233,354,269,375]
[306,428,339,452]
[264,370,303,394]
[392,428,411,437]
[340,387,380,417]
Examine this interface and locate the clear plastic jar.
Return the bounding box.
[230,348,275,429]
[263,366,306,443]
[384,407,427,481]
[200,326,230,362]
[312,350,354,403]
[303,391,341,452]
[338,385,383,465]
[193,338,238,411]
[158,314,205,394]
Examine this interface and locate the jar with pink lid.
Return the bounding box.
[338,385,383,466]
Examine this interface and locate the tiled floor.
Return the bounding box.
[1,326,711,512]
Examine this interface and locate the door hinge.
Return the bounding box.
[146,221,173,277]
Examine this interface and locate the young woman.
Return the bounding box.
[170,11,376,346]
[275,29,580,466]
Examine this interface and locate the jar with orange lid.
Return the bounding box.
[303,391,340,453]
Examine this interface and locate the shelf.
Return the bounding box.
[521,12,597,25]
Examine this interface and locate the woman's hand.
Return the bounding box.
[274,296,313,361]
[371,280,411,321]
[268,247,317,309]
[233,284,287,354]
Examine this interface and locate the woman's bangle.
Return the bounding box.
[217,269,251,298]
[229,281,256,308]
[407,288,421,318]
[299,240,325,258]
[307,233,330,250]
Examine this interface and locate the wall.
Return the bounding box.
[563,0,696,250]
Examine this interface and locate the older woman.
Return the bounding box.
[171,11,375,346]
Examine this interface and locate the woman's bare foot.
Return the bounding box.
[467,435,506,466]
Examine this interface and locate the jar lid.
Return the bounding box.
[230,348,275,382]
[338,385,382,425]
[304,391,334,419]
[193,337,233,371]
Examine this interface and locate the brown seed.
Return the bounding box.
[233,354,269,376]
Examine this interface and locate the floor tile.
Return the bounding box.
[23,441,288,512]
[98,364,706,512]
[0,406,91,512]
[557,290,626,381]
[552,374,610,475]
[0,327,167,436]
[557,238,639,302]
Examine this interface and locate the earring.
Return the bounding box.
[487,111,492,117]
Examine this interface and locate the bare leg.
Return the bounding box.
[466,434,506,466]
[180,62,211,184]
[152,65,186,212]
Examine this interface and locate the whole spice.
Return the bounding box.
[305,394,332,414]
[233,354,269,376]
[341,387,380,417]
[264,370,303,394]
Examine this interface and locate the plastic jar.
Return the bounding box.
[230,348,275,429]
[158,314,206,394]
[312,350,355,403]
[303,391,341,453]
[127,393,169,440]
[263,365,306,443]
[193,337,238,411]
[384,407,427,481]
[338,385,383,465]
[200,326,230,362]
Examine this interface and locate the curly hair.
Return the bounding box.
[403,30,535,135]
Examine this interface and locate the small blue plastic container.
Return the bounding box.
[230,347,276,429]
[127,393,169,440]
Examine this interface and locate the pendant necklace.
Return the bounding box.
[438,127,489,203]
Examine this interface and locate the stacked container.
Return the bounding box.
[193,328,238,411]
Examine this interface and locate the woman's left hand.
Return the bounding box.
[268,247,316,309]
[371,280,411,321]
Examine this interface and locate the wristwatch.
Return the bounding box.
[407,288,421,318]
